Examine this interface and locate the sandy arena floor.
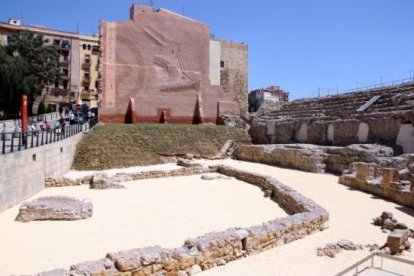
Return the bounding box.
[1,159,414,275]
[0,168,286,275]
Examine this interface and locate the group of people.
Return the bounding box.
[28,117,65,136]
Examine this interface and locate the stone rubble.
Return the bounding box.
[371,211,412,255]
[16,196,93,222]
[316,240,364,258]
[89,173,126,189]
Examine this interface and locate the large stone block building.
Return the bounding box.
[99,4,248,124]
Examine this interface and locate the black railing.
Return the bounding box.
[1,123,84,155]
[88,116,99,130]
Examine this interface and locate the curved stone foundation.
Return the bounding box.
[30,165,329,276]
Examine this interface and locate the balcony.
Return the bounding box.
[82,60,91,69]
[82,76,91,87]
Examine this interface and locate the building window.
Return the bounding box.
[62,40,70,48]
[53,39,61,47]
[87,44,91,50]
[84,54,91,64]
[220,61,224,68]
[63,80,68,89]
[92,45,99,53]
[82,44,86,50]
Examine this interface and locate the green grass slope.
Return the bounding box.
[73,124,251,170]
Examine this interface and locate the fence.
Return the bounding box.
[335,252,414,275]
[316,77,414,98]
[1,116,98,155]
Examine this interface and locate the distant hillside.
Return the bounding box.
[73,124,251,170]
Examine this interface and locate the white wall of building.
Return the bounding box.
[209,40,221,86]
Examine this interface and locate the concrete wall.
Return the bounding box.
[0,132,83,212]
[209,40,221,86]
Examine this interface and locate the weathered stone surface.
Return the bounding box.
[387,229,410,254]
[177,159,203,168]
[45,177,78,188]
[90,173,125,189]
[69,258,116,275]
[264,189,272,197]
[16,196,93,222]
[188,264,202,275]
[112,249,142,271]
[200,174,232,181]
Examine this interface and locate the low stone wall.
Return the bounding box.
[45,166,215,188]
[339,159,414,207]
[234,143,393,174]
[31,166,329,276]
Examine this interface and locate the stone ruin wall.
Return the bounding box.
[254,118,414,153]
[218,40,248,116]
[99,5,247,124]
[35,165,329,275]
[339,156,414,207]
[234,143,414,208]
[251,83,414,154]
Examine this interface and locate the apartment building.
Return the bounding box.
[0,19,99,113]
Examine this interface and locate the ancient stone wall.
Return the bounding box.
[234,143,393,174]
[251,82,414,153]
[45,166,214,188]
[99,5,247,124]
[218,40,248,115]
[339,155,414,207]
[32,165,329,276]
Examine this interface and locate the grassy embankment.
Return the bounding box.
[73,124,251,170]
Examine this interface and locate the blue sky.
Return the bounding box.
[1,0,413,99]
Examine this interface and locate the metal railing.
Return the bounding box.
[335,252,414,275]
[1,123,86,155]
[315,77,414,98]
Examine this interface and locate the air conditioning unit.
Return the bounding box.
[8,18,21,26]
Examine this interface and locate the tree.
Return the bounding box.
[0,47,29,118]
[46,103,53,113]
[0,31,60,118]
[37,101,46,115]
[248,93,260,112]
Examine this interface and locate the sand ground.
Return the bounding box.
[1,159,414,275]
[0,168,286,275]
